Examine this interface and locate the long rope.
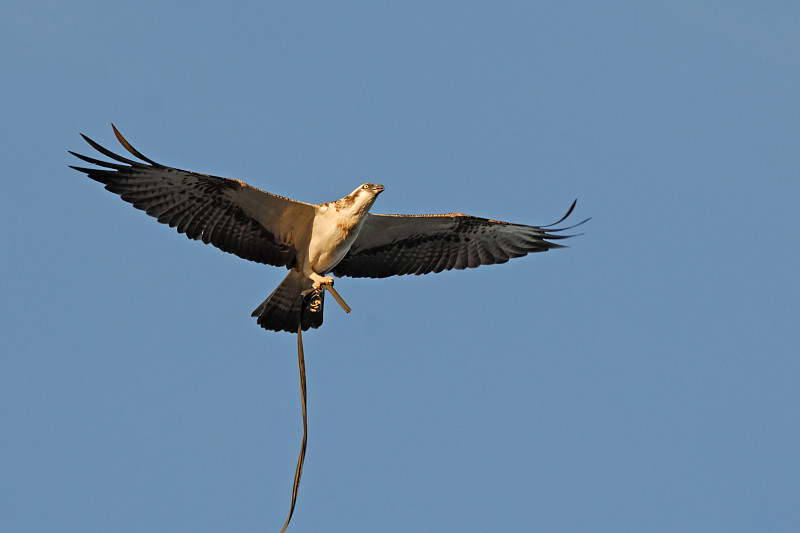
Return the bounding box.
[280,324,308,533]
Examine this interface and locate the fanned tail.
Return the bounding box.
[251,271,325,333]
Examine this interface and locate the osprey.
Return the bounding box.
[71,126,586,333]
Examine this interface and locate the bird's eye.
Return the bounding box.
[362,184,370,190]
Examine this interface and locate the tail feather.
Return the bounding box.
[252,271,325,333]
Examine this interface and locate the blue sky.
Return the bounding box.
[2,2,798,531]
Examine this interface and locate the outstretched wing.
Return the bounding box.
[333,201,587,279]
[70,125,315,267]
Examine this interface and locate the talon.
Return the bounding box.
[311,275,334,290]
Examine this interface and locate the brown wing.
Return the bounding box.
[332,201,587,279]
[70,125,315,267]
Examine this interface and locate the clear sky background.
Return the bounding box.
[2,2,798,532]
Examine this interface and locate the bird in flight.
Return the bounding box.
[71,125,586,333]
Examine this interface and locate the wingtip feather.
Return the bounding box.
[542,199,578,228]
[111,124,160,166]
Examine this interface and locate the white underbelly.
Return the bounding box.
[306,218,358,274]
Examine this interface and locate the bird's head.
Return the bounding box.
[354,183,385,198]
[335,183,385,215]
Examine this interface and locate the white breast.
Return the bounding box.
[306,204,365,274]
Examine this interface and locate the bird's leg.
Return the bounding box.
[309,272,333,291]
[301,273,351,314]
[300,272,332,298]
[311,272,333,289]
